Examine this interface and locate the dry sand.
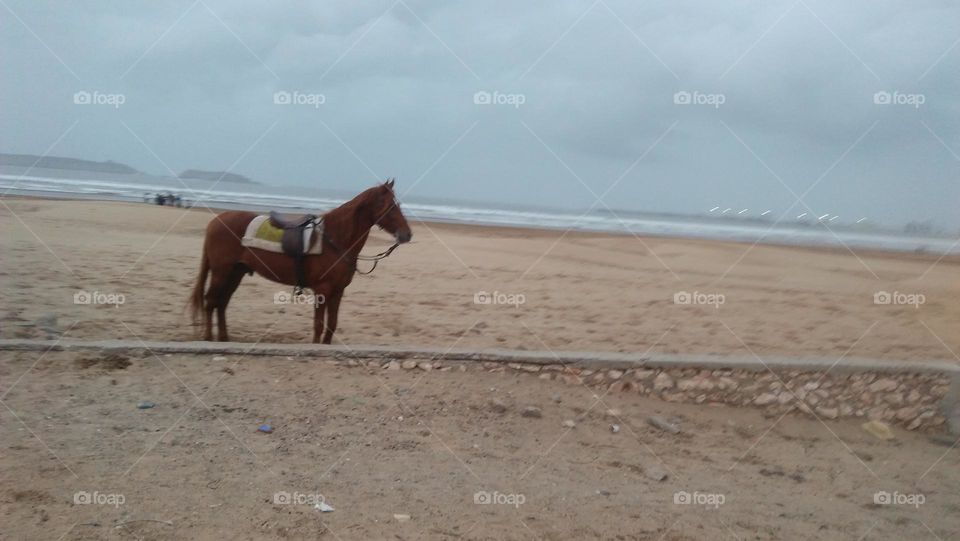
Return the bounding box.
[1,350,958,540]
[1,198,958,362]
[2,198,960,540]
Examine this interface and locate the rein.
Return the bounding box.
[322,228,400,276]
[354,242,401,275]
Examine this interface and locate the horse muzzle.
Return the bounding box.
[396,230,412,244]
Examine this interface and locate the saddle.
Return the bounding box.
[268,211,319,294]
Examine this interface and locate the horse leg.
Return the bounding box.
[312,296,326,344]
[322,289,343,345]
[310,283,333,343]
[203,265,235,341]
[215,266,245,342]
[202,269,223,341]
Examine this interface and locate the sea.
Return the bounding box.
[2,166,957,255]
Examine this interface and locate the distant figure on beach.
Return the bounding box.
[152,193,183,207]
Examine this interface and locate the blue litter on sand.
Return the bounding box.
[258,424,273,433]
[137,401,155,409]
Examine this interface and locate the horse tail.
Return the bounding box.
[190,243,210,326]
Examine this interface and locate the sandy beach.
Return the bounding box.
[2,197,958,362]
[1,350,958,540]
[3,197,960,540]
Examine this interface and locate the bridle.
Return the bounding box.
[322,227,401,276]
[320,193,405,275]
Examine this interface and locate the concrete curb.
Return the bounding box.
[0,338,957,374]
[2,338,957,434]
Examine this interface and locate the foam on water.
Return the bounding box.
[1,171,957,255]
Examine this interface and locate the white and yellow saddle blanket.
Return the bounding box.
[240,214,324,255]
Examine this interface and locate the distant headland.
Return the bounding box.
[0,153,258,184]
[0,153,138,174]
[178,169,258,185]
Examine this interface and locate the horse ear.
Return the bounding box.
[386,178,395,189]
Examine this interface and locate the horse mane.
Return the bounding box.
[322,184,386,246]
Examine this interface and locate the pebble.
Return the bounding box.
[551,394,562,403]
[607,370,624,380]
[754,393,778,406]
[257,424,273,434]
[386,360,401,370]
[861,420,894,440]
[868,379,898,393]
[653,373,674,391]
[605,408,622,418]
[137,401,155,409]
[521,406,543,418]
[393,514,411,522]
[815,407,839,419]
[611,424,620,434]
[212,355,227,362]
[644,464,668,481]
[489,399,508,414]
[562,419,576,428]
[401,360,418,370]
[646,415,680,434]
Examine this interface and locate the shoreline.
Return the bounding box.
[3,193,957,263]
[3,196,958,362]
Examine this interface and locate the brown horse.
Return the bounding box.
[189,179,412,343]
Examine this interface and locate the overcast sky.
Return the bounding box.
[2,0,958,228]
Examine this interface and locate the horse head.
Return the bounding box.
[372,178,412,244]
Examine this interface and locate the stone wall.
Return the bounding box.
[486,363,951,431]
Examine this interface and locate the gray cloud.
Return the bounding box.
[1,0,958,228]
